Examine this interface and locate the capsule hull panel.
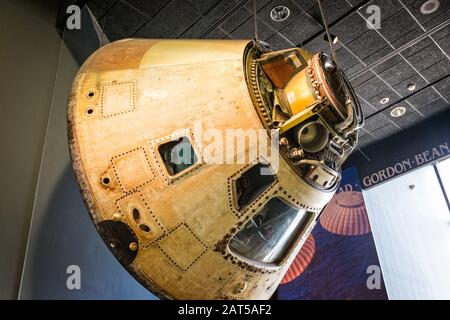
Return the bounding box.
[68,39,333,299]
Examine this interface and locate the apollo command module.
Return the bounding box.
[67,39,363,299]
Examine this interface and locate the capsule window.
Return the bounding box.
[229,197,312,264]
[158,136,198,176]
[234,163,275,211]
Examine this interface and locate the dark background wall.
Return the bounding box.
[0,0,62,299]
[0,0,155,299]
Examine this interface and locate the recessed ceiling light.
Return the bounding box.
[380,97,390,104]
[324,33,339,44]
[420,0,440,14]
[390,106,406,118]
[407,83,416,91]
[270,6,290,22]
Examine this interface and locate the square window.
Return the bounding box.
[158,136,198,176]
[234,163,275,211]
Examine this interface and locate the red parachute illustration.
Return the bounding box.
[280,234,315,284]
[319,191,371,236]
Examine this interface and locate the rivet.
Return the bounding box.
[112,213,121,221]
[129,242,138,251]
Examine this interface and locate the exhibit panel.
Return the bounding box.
[437,158,450,197]
[364,162,450,299]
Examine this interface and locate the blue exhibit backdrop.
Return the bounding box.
[278,166,388,300]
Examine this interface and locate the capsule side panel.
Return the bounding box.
[68,39,332,299]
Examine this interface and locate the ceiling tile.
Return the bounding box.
[266,32,293,50]
[404,0,450,30]
[354,75,393,100]
[422,11,450,30]
[87,0,118,19]
[257,0,307,31]
[379,9,421,45]
[336,46,363,70]
[123,0,170,18]
[220,5,252,33]
[372,123,401,142]
[99,20,127,41]
[367,89,401,111]
[306,0,352,25]
[401,36,433,58]
[187,0,223,15]
[377,60,417,86]
[419,58,450,82]
[394,110,423,129]
[280,13,322,45]
[372,54,403,74]
[381,101,415,120]
[407,86,442,108]
[180,0,243,38]
[349,70,375,87]
[151,0,202,37]
[203,26,227,39]
[358,0,403,21]
[302,31,331,53]
[363,45,394,65]
[345,30,388,61]
[359,100,378,117]
[434,76,450,99]
[292,0,317,11]
[405,41,449,72]
[329,12,368,45]
[435,34,450,57]
[344,62,366,78]
[231,17,276,40]
[134,19,173,38]
[419,97,450,116]
[100,1,148,36]
[391,26,423,48]
[392,73,428,96]
[363,113,391,132]
[357,134,375,148]
[431,24,450,41]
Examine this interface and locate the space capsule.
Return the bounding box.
[67,39,363,299]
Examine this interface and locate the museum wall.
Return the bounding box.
[17,6,156,300]
[364,163,450,299]
[0,1,155,299]
[18,34,155,300]
[0,0,62,299]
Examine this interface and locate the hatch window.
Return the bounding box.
[229,197,311,264]
[235,163,275,211]
[158,136,198,176]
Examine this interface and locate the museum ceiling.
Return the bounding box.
[84,0,450,149]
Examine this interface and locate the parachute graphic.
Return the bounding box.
[281,234,315,284]
[319,191,371,236]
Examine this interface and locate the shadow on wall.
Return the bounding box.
[20,162,155,299]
